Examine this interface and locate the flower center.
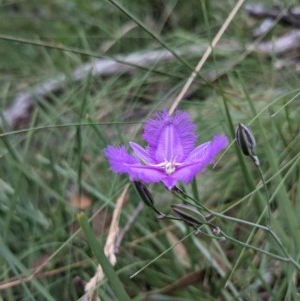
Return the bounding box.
[152,158,181,175]
[165,160,176,175]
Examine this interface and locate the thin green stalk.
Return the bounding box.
[0,34,183,80]
[191,178,200,203]
[257,165,272,228]
[106,0,194,72]
[175,190,300,269]
[130,231,194,279]
[239,72,298,240]
[0,237,56,301]
[77,212,132,301]
[222,96,265,215]
[225,210,266,287]
[219,231,289,262]
[0,121,142,138]
[76,73,91,198]
[236,72,271,228]
[212,211,300,269]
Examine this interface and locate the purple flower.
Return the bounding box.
[103,110,228,189]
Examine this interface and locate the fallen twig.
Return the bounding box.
[2,45,208,129]
[254,29,300,54]
[245,3,300,27]
[2,30,300,129]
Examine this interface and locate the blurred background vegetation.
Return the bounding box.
[0,0,299,300]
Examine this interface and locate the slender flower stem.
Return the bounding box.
[266,229,300,269]
[174,190,300,269]
[235,123,272,227]
[257,165,272,228]
[150,205,166,218]
[175,190,267,230]
[219,230,289,262]
[214,209,300,269]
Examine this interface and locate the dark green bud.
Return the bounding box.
[134,181,154,207]
[235,123,260,166]
[171,204,207,228]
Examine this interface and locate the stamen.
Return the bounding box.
[150,158,181,175]
[165,160,176,175]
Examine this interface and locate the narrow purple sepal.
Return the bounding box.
[129,142,153,164]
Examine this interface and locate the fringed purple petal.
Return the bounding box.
[186,135,228,165]
[125,165,165,183]
[184,141,210,161]
[173,135,229,184]
[143,110,170,148]
[171,110,197,154]
[143,110,197,162]
[103,145,165,183]
[103,146,139,174]
[154,123,184,162]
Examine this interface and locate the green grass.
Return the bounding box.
[0,0,300,300]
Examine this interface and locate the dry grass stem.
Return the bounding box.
[84,184,129,301]
[168,0,246,115]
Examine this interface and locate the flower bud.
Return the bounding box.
[134,181,154,207]
[171,204,207,228]
[235,123,260,166]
